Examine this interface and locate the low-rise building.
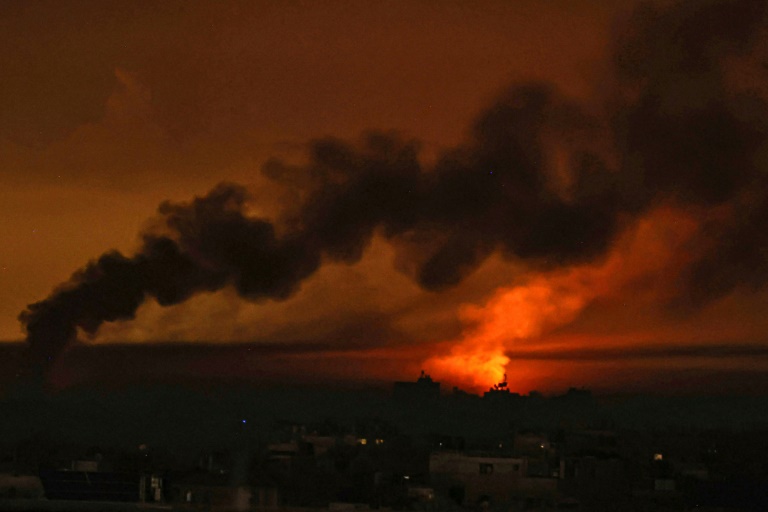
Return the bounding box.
[429,451,557,507]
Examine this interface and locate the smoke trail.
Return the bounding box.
[20,86,626,371]
[19,0,768,377]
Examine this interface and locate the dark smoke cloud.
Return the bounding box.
[614,0,768,205]
[685,194,768,303]
[19,0,768,373]
[611,0,768,304]
[295,86,622,288]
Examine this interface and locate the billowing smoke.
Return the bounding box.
[19,0,768,375]
[611,0,768,304]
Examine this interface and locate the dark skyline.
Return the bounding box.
[3,0,768,394]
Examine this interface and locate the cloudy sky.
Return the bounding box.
[3,0,768,394]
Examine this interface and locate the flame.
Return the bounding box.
[426,273,591,391]
[425,206,701,392]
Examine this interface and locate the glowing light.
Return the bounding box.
[424,206,700,392]
[428,347,510,391]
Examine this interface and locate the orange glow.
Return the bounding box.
[425,206,701,392]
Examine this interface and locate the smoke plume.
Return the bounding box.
[19,0,768,376]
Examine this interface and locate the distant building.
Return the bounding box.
[513,431,553,459]
[170,470,238,509]
[429,451,557,507]
[393,370,440,404]
[553,387,594,405]
[483,373,512,394]
[483,374,523,406]
[562,430,618,458]
[558,430,632,510]
[0,473,44,499]
[39,469,162,502]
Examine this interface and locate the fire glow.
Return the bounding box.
[425,206,700,392]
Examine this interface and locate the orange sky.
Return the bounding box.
[3,0,768,395]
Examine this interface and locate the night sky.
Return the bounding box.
[3,0,768,395]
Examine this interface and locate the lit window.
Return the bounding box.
[653,453,663,461]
